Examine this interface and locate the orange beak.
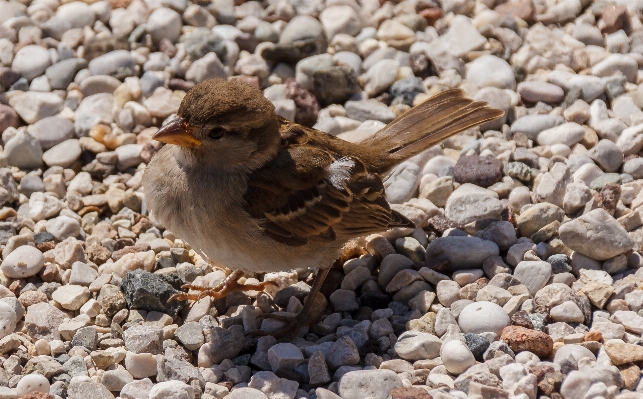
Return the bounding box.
[152,117,202,148]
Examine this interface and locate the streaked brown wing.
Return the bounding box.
[243,144,413,247]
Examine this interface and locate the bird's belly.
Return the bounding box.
[161,200,341,273]
[143,154,343,273]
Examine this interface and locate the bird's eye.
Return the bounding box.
[208,126,226,140]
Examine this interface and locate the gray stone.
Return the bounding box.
[46,58,87,89]
[68,377,115,399]
[42,139,81,168]
[588,139,623,173]
[345,99,396,123]
[513,261,552,295]
[394,331,442,361]
[123,325,164,354]
[27,116,75,150]
[8,92,63,124]
[445,183,503,225]
[4,131,42,169]
[559,208,635,260]
[12,45,52,81]
[88,50,136,79]
[338,370,403,399]
[75,93,114,136]
[174,322,204,351]
[425,236,500,270]
[511,114,564,141]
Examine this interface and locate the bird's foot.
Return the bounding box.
[169,269,278,302]
[244,289,328,341]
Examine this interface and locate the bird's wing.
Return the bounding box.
[243,140,413,247]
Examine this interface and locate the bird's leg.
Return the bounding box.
[169,269,278,302]
[246,268,330,340]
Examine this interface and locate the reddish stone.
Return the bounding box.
[391,387,433,399]
[538,371,563,395]
[285,78,320,127]
[495,0,534,22]
[501,325,553,358]
[584,331,603,342]
[87,244,111,265]
[18,290,48,308]
[600,4,631,34]
[39,263,60,283]
[0,104,20,133]
[8,279,24,296]
[511,310,534,329]
[601,183,620,216]
[529,364,555,381]
[131,217,154,235]
[418,8,443,26]
[35,241,55,252]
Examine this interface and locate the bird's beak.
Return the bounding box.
[152,117,202,148]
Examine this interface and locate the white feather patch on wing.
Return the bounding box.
[326,156,355,189]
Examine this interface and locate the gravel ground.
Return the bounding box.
[0,0,643,398]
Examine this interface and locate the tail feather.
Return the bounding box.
[362,89,504,174]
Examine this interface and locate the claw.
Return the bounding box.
[169,269,278,302]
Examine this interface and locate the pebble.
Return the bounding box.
[11,45,52,81]
[394,330,443,361]
[88,50,136,78]
[42,139,81,168]
[0,104,19,133]
[0,245,44,278]
[326,335,360,369]
[591,54,639,83]
[52,285,90,310]
[267,343,304,372]
[27,116,75,150]
[537,122,586,146]
[8,92,63,124]
[445,184,503,225]
[338,370,402,399]
[440,339,475,375]
[459,301,510,336]
[466,55,516,90]
[453,155,503,188]
[559,208,635,260]
[588,139,623,173]
[425,236,500,269]
[517,81,564,103]
[513,261,552,295]
[148,381,194,399]
[15,373,50,396]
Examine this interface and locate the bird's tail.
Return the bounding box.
[362,89,504,174]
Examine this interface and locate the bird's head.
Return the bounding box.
[152,78,281,171]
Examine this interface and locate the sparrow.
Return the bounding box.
[142,78,503,336]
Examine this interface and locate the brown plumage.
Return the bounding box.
[143,78,502,335]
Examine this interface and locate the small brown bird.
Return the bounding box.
[143,78,502,336]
